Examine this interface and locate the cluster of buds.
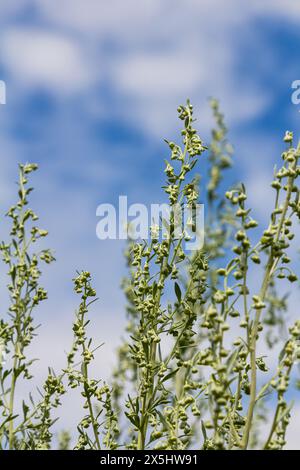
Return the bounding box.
[177,101,206,157]
[29,372,66,449]
[207,98,233,201]
[162,395,199,449]
[163,101,205,208]
[266,321,300,449]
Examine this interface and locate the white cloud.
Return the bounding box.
[1,0,289,133]
[1,28,95,94]
[35,0,300,36]
[36,0,162,37]
[253,0,300,21]
[12,0,271,135]
[114,53,204,97]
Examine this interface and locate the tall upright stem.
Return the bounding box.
[241,151,298,449]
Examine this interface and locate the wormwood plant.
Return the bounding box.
[0,101,300,450]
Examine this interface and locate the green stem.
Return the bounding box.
[8,357,18,449]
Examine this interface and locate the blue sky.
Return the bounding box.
[0,0,300,447]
